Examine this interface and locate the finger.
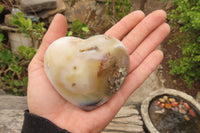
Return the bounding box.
[105,10,145,40]
[129,23,170,72]
[122,10,167,54]
[119,50,163,99]
[36,14,67,61]
[94,50,163,121]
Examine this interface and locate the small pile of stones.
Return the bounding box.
[155,95,196,121]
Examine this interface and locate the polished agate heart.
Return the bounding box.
[44,35,129,110]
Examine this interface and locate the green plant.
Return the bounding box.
[0,5,3,14]
[106,0,132,21]
[67,19,89,38]
[0,33,4,43]
[168,0,200,87]
[9,12,46,48]
[158,0,169,2]
[0,35,37,95]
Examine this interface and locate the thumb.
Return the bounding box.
[36,14,68,62]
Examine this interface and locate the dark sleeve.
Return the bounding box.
[21,110,70,133]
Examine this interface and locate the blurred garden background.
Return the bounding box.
[0,0,199,101]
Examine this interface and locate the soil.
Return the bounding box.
[159,31,200,97]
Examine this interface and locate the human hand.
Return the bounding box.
[27,10,170,132]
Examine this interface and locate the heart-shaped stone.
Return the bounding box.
[44,35,129,110]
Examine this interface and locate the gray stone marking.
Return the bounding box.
[0,95,27,133]
[20,0,57,13]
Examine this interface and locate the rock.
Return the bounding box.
[141,89,200,133]
[64,0,112,34]
[165,0,174,10]
[4,14,13,27]
[143,0,166,14]
[0,95,27,110]
[0,95,144,132]
[96,0,106,2]
[129,68,163,103]
[0,95,27,133]
[4,13,39,27]
[38,0,66,19]
[0,109,24,133]
[130,0,146,11]
[20,0,57,13]
[26,15,39,22]
[87,3,112,34]
[64,0,96,23]
[11,8,22,15]
[8,32,32,54]
[196,91,200,103]
[103,104,144,132]
[0,89,6,95]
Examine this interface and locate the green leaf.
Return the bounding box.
[9,64,22,74]
[0,5,3,14]
[69,19,90,38]
[0,33,4,43]
[0,49,14,63]
[14,80,23,87]
[27,18,32,29]
[12,88,18,93]
[67,31,73,36]
[18,45,36,60]
[72,20,83,33]
[81,27,89,33]
[18,45,25,52]
[23,77,28,87]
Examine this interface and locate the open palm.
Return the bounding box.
[27,10,170,132]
